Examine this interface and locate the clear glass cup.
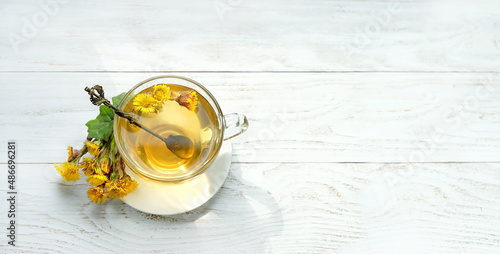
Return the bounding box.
[113,75,248,182]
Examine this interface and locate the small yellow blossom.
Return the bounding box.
[120,176,139,194]
[153,84,171,102]
[133,93,159,114]
[81,157,96,176]
[54,162,82,182]
[88,186,108,203]
[86,141,100,157]
[105,181,127,199]
[176,91,198,111]
[86,174,108,186]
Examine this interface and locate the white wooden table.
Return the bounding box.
[1,0,500,253]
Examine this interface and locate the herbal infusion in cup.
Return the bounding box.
[116,84,219,180]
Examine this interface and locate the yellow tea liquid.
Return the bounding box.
[116,84,219,178]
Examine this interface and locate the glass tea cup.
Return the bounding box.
[113,75,248,182]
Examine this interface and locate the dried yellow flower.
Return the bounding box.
[105,181,127,199]
[120,176,139,194]
[98,157,111,174]
[86,141,101,157]
[86,174,108,186]
[80,157,96,176]
[66,146,81,162]
[88,186,108,203]
[54,162,81,182]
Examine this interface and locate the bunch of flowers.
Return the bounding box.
[54,90,137,203]
[55,139,138,203]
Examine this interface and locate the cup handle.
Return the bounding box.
[223,113,249,141]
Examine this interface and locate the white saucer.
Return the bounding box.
[121,141,232,215]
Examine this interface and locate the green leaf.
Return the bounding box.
[86,105,114,141]
[86,92,126,141]
[112,92,127,107]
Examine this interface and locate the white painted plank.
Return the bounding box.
[1,72,500,163]
[0,0,499,71]
[1,162,500,253]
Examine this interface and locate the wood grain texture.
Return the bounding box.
[1,0,500,252]
[0,0,499,72]
[1,162,500,253]
[1,72,499,163]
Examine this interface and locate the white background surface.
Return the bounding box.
[1,0,500,253]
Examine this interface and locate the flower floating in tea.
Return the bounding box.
[153,84,171,102]
[54,90,138,203]
[132,84,198,114]
[176,91,198,111]
[132,93,159,114]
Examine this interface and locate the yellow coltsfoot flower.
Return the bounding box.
[153,84,171,102]
[133,93,159,114]
[105,181,127,199]
[120,176,139,194]
[88,186,108,203]
[85,141,101,157]
[54,162,81,182]
[86,174,108,186]
[81,157,96,176]
[176,91,198,111]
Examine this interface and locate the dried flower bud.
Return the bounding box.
[99,157,111,174]
[175,91,198,111]
[116,156,125,179]
[67,146,81,162]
